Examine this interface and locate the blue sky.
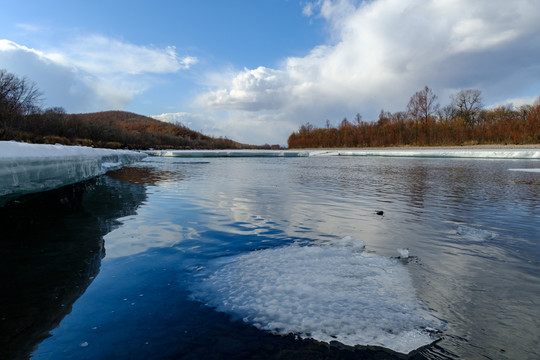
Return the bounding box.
[1,0,539,145]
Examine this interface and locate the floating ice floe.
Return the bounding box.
[0,141,146,203]
[397,248,410,259]
[456,225,498,242]
[190,236,443,355]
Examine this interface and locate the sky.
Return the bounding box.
[1,0,539,145]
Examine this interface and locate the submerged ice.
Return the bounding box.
[0,141,146,202]
[190,236,443,355]
[457,225,498,242]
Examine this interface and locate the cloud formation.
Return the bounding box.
[200,66,291,111]
[2,0,538,145]
[0,37,196,112]
[196,0,540,144]
[52,35,196,75]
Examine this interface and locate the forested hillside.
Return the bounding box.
[0,69,253,149]
[289,87,540,148]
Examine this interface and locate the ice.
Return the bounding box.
[146,149,540,159]
[0,141,146,203]
[190,236,443,355]
[309,149,540,159]
[397,248,410,259]
[456,225,497,242]
[508,168,540,172]
[145,149,310,157]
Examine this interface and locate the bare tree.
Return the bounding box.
[325,119,331,129]
[339,117,351,129]
[406,86,440,124]
[438,105,456,123]
[354,113,363,126]
[0,69,43,122]
[451,89,483,126]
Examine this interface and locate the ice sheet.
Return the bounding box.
[508,168,540,172]
[145,149,310,157]
[190,236,443,355]
[309,149,540,159]
[0,141,146,202]
[456,225,498,242]
[146,148,540,159]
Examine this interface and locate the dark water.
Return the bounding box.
[1,156,539,359]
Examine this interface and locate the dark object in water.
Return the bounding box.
[376,211,384,216]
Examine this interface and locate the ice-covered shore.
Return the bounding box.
[146,148,540,159]
[0,141,146,203]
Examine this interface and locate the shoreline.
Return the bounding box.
[296,144,540,151]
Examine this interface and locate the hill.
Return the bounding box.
[2,109,256,150]
[1,69,256,149]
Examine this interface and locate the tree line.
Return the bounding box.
[288,86,540,148]
[0,69,256,150]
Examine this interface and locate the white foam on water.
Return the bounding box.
[190,236,443,355]
[456,225,498,242]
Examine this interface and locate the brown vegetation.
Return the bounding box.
[1,69,259,149]
[2,109,253,149]
[289,87,540,148]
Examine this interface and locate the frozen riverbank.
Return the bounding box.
[145,146,540,159]
[0,141,146,204]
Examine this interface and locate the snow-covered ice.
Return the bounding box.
[190,236,443,355]
[508,168,540,172]
[146,148,540,159]
[145,149,309,157]
[309,149,540,159]
[0,141,146,203]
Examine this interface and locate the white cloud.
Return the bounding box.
[196,0,540,144]
[15,23,42,32]
[0,39,106,111]
[55,35,196,75]
[0,37,196,112]
[199,66,291,111]
[151,111,207,128]
[489,96,539,110]
[151,110,296,145]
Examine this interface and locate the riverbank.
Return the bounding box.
[300,144,540,150]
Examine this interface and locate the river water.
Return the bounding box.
[1,153,539,359]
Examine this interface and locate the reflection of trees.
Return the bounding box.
[105,164,184,186]
[0,174,146,360]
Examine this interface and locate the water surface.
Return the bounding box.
[1,155,539,359]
